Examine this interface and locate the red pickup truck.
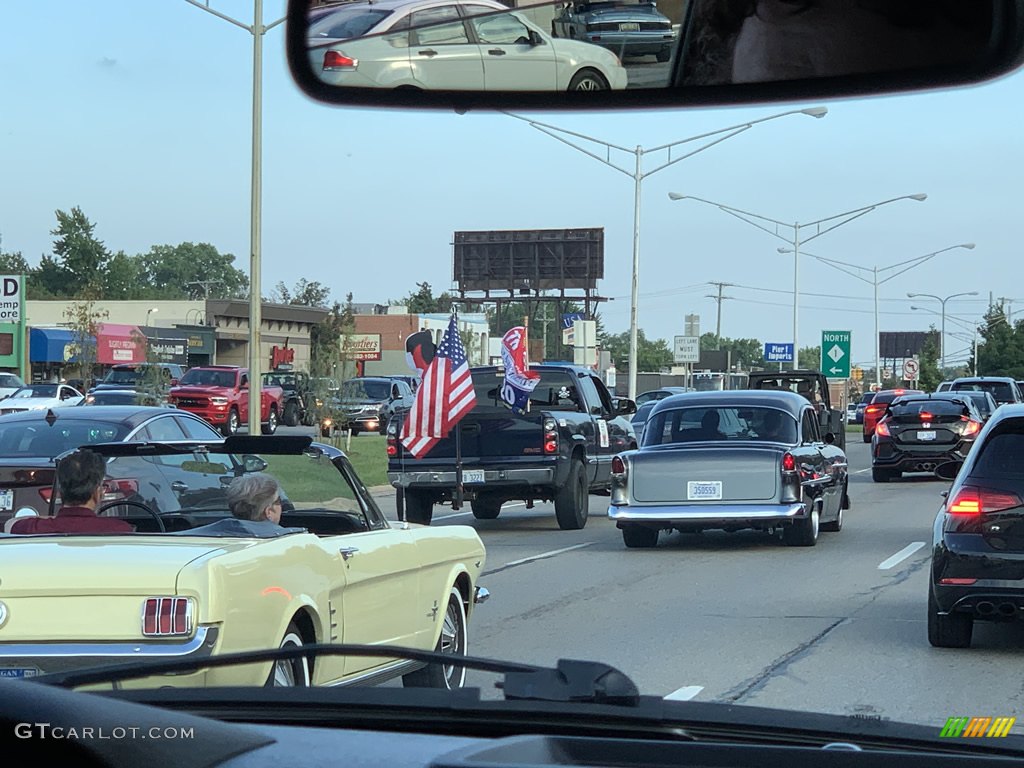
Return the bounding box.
[168,365,284,436]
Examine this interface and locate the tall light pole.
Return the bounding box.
[787,244,975,386]
[911,306,981,375]
[185,0,286,434]
[146,307,159,327]
[503,107,828,400]
[668,193,928,369]
[906,291,980,371]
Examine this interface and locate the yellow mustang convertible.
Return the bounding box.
[0,435,488,689]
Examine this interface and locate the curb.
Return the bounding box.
[369,484,394,497]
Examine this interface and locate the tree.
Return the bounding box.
[398,282,453,314]
[601,329,672,372]
[798,345,820,372]
[51,207,110,295]
[138,243,248,299]
[63,295,109,391]
[918,327,942,392]
[700,334,765,369]
[104,251,150,300]
[973,304,1021,377]
[272,279,331,308]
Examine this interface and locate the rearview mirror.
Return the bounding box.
[242,454,269,473]
[935,461,962,481]
[287,0,1021,109]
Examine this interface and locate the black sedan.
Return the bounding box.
[871,393,983,482]
[929,404,1024,647]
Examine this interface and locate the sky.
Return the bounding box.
[1,1,1022,368]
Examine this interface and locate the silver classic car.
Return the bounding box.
[608,391,849,549]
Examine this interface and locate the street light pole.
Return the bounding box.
[669,193,928,370]
[504,107,828,400]
[906,291,980,372]
[185,0,286,435]
[794,244,975,386]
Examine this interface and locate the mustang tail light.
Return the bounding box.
[875,421,891,437]
[543,418,559,455]
[323,51,357,71]
[947,486,1023,515]
[142,597,193,637]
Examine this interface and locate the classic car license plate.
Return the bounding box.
[917,431,937,441]
[619,22,640,31]
[0,667,40,678]
[687,481,722,500]
[462,470,486,484]
[0,490,13,510]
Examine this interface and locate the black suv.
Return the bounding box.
[949,376,1023,406]
[929,404,1024,647]
[871,393,983,482]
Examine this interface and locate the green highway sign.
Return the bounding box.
[821,330,851,378]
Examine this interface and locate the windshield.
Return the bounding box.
[952,380,1015,403]
[0,375,24,388]
[6,0,1024,739]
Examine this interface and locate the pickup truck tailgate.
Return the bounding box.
[632,447,780,503]
[394,407,544,460]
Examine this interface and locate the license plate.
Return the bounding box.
[462,470,486,484]
[0,667,40,678]
[619,22,640,30]
[0,490,12,510]
[687,481,722,500]
[917,431,937,441]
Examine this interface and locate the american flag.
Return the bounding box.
[401,313,477,458]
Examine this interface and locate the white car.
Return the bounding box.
[0,373,25,401]
[308,0,628,91]
[0,384,84,415]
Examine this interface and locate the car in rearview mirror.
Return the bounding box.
[286,0,1024,110]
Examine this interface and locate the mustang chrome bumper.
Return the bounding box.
[474,587,490,604]
[389,468,554,487]
[609,502,807,523]
[0,625,219,675]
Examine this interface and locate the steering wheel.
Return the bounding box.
[97,499,165,533]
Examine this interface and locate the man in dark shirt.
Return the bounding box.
[9,450,133,535]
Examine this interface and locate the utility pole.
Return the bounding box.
[187,280,224,299]
[706,282,735,348]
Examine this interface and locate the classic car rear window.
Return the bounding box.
[642,406,797,446]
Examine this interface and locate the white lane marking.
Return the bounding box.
[502,542,593,568]
[854,468,871,474]
[878,541,926,570]
[433,511,474,521]
[665,685,704,701]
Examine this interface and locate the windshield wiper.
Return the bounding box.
[32,644,641,706]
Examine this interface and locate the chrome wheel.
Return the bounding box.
[402,587,467,689]
[268,625,310,687]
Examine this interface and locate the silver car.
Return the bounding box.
[608,390,849,549]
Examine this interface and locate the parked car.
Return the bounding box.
[0,405,225,525]
[0,384,84,415]
[929,405,1024,648]
[261,368,318,427]
[950,376,1023,406]
[551,0,675,63]
[870,393,984,482]
[84,389,172,407]
[0,435,489,688]
[88,363,184,395]
[862,388,923,442]
[331,377,416,436]
[308,0,629,92]
[169,366,284,436]
[608,391,848,549]
[0,373,25,400]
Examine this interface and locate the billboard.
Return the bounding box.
[879,331,939,359]
[342,333,382,361]
[453,229,604,292]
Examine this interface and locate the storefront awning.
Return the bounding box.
[96,323,146,365]
[30,327,80,363]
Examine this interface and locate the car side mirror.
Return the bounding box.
[935,461,962,481]
[614,398,637,416]
[824,433,836,445]
[528,29,544,46]
[242,454,268,473]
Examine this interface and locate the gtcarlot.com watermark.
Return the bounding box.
[14,723,195,740]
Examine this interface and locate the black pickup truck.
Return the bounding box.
[747,370,846,451]
[386,364,638,530]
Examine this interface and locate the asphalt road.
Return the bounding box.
[624,58,671,89]
[365,440,1024,732]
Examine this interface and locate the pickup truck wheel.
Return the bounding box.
[283,400,300,427]
[403,586,467,689]
[404,490,434,525]
[554,459,588,530]
[265,622,311,687]
[261,407,278,435]
[622,524,658,548]
[470,495,502,520]
[782,502,819,546]
[221,407,239,437]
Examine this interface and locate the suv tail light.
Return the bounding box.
[543,418,559,455]
[947,486,1023,515]
[323,51,357,71]
[875,421,891,437]
[142,597,193,637]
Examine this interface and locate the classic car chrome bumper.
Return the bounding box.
[609,502,807,523]
[474,587,490,604]
[389,468,554,488]
[0,625,219,675]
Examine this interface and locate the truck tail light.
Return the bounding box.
[386,422,399,457]
[142,597,193,637]
[947,486,1023,515]
[543,418,559,455]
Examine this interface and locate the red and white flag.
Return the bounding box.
[401,313,477,458]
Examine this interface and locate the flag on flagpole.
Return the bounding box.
[401,312,477,458]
